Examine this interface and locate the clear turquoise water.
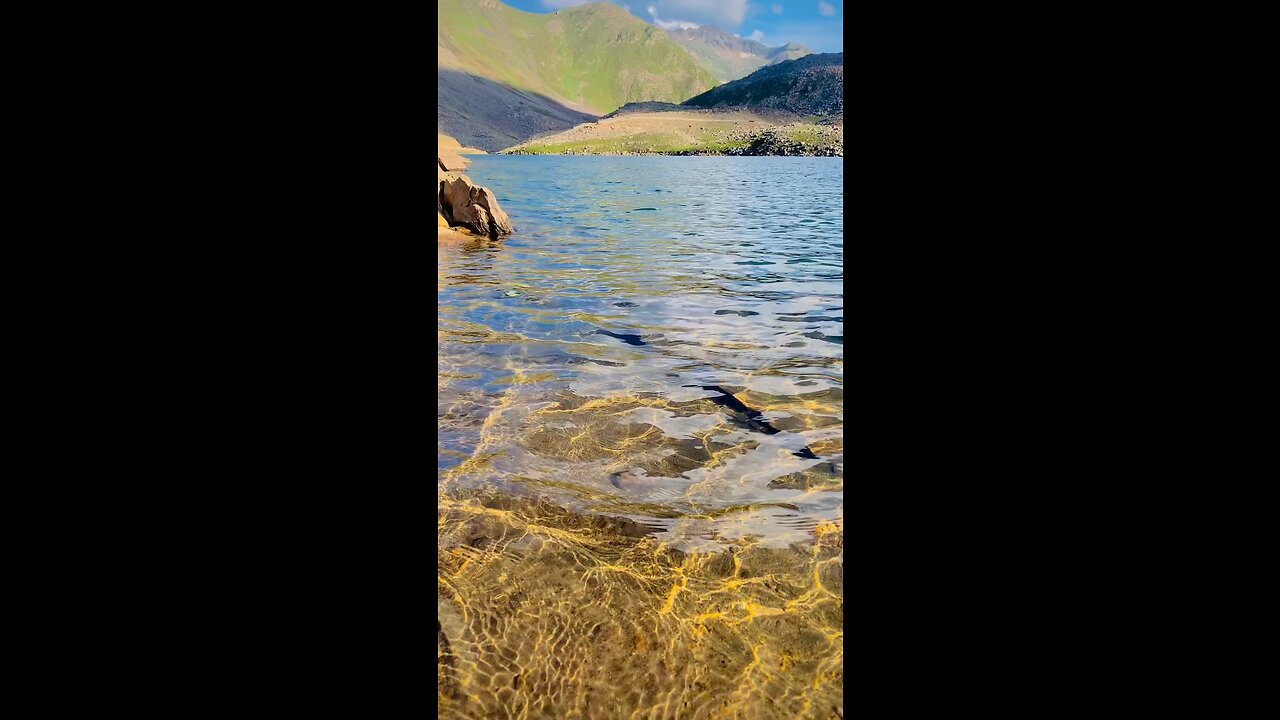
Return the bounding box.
[439,155,843,549]
[438,156,843,719]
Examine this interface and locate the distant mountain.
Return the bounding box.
[668,26,812,83]
[768,43,813,65]
[683,52,843,116]
[438,0,716,151]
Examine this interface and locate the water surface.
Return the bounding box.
[439,156,843,720]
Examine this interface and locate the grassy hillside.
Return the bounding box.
[439,0,716,147]
[668,27,812,83]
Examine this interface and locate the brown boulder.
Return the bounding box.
[439,175,513,239]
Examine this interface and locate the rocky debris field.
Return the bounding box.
[502,109,842,157]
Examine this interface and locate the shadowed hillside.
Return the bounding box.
[438,0,716,148]
[438,69,597,152]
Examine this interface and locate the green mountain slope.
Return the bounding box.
[438,0,716,150]
[668,27,812,83]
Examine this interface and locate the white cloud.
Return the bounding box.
[541,0,593,8]
[818,0,835,17]
[647,5,700,30]
[771,3,784,13]
[645,0,749,28]
[746,30,765,42]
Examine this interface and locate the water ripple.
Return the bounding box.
[439,156,843,551]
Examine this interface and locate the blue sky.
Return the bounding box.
[501,1,844,53]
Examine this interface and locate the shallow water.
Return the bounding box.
[439,156,843,719]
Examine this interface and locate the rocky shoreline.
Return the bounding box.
[438,134,513,242]
[668,124,843,156]
[717,125,843,156]
[502,110,842,157]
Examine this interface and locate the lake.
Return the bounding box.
[438,155,843,720]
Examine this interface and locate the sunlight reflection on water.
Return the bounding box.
[439,156,843,720]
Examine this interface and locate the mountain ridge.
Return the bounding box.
[683,52,843,116]
[503,52,844,156]
[668,26,812,83]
